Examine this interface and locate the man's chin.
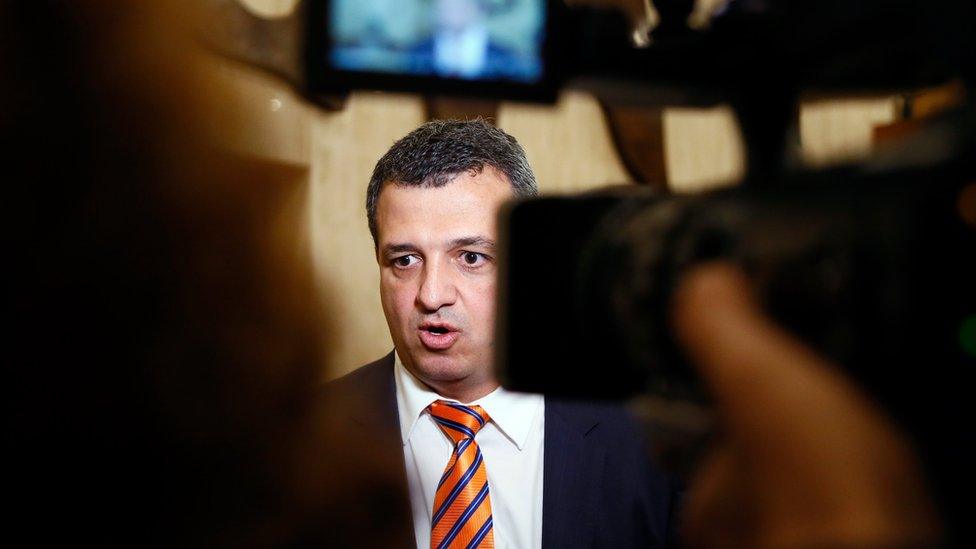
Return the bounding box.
[404,351,473,381]
[414,355,465,376]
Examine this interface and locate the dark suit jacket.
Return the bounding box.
[326,352,680,548]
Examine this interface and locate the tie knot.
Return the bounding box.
[428,400,491,444]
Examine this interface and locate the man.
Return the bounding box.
[329,119,677,547]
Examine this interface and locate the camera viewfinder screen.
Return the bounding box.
[329,0,546,83]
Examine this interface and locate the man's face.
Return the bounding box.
[375,167,512,401]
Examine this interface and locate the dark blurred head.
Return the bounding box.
[4,1,406,545]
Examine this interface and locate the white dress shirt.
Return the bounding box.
[394,352,545,549]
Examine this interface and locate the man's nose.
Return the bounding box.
[417,258,458,312]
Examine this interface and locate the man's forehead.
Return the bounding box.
[378,169,512,211]
[379,185,490,214]
[375,170,512,248]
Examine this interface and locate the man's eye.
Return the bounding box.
[392,255,419,268]
[460,251,487,267]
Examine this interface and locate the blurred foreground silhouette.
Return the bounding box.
[4,1,409,546]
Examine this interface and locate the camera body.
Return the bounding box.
[497,153,976,418]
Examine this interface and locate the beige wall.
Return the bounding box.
[498,93,632,193]
[308,93,424,377]
[800,97,898,167]
[664,106,744,192]
[215,39,898,379]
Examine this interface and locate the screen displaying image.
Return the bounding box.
[329,0,546,83]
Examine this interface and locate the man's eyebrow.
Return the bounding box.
[449,236,495,250]
[381,243,419,256]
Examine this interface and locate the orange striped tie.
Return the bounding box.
[428,400,494,549]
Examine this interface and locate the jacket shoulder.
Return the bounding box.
[325,351,395,395]
[320,351,399,432]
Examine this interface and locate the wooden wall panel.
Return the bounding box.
[800,97,898,167]
[663,106,745,192]
[498,92,633,194]
[308,92,427,378]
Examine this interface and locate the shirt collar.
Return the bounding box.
[394,351,543,450]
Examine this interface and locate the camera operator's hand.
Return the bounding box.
[671,263,943,548]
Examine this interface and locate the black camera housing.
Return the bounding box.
[497,160,976,412]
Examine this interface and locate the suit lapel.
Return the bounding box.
[348,351,401,441]
[342,352,415,549]
[542,400,605,548]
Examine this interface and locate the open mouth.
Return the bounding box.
[418,323,460,350]
[420,322,457,334]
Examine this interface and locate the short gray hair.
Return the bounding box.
[366,118,538,244]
